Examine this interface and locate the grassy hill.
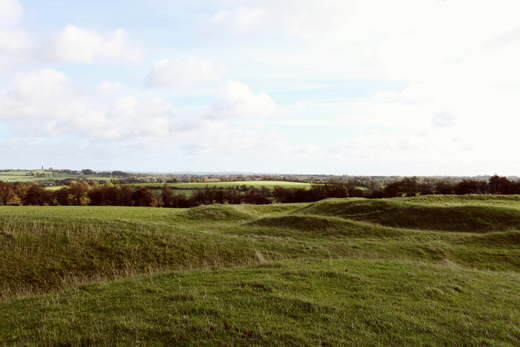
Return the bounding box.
[1,196,520,345]
[293,197,520,232]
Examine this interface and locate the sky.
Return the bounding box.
[0,0,519,175]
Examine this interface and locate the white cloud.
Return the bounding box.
[0,70,283,152]
[3,0,520,174]
[0,66,308,172]
[0,0,22,27]
[1,3,143,70]
[97,80,124,94]
[432,112,456,128]
[0,0,30,71]
[0,69,170,140]
[210,7,266,34]
[208,0,520,85]
[0,69,72,121]
[211,79,276,119]
[0,28,31,71]
[39,24,143,64]
[146,57,221,90]
[0,28,29,55]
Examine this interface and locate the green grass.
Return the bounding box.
[401,194,520,207]
[43,179,310,193]
[1,196,520,345]
[1,259,520,346]
[0,171,112,184]
[294,197,520,232]
[45,186,199,197]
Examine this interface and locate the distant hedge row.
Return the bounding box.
[1,175,519,207]
[0,181,158,207]
[381,175,520,197]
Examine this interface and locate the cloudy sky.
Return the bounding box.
[1,0,519,175]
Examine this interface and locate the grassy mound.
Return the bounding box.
[177,204,256,221]
[1,258,519,346]
[461,230,520,247]
[2,197,520,345]
[248,215,408,238]
[294,198,520,232]
[251,214,349,230]
[0,215,263,300]
[401,194,520,206]
[236,203,307,215]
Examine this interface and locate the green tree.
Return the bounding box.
[161,184,174,207]
[69,181,88,205]
[0,182,15,206]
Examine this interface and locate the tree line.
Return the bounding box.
[381,175,520,197]
[1,175,519,207]
[0,181,157,207]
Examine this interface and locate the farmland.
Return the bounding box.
[133,180,312,190]
[0,170,111,184]
[1,195,520,345]
[1,169,312,193]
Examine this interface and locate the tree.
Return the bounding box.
[15,183,31,204]
[400,177,419,197]
[244,192,271,205]
[118,186,134,206]
[435,180,455,195]
[369,188,385,199]
[384,181,403,198]
[455,179,486,195]
[214,190,225,204]
[80,181,91,191]
[161,184,174,207]
[23,184,52,206]
[69,181,88,205]
[417,183,433,195]
[0,182,15,206]
[193,189,207,206]
[55,187,72,205]
[224,188,241,204]
[132,187,155,207]
[488,175,511,195]
[87,187,104,205]
[109,178,119,186]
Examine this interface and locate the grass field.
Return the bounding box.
[0,170,46,182]
[1,195,520,345]
[133,180,313,190]
[40,180,310,194]
[0,170,111,184]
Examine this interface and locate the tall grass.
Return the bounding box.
[1,197,520,345]
[0,215,269,301]
[1,258,520,346]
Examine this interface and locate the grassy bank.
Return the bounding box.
[1,196,520,345]
[1,258,520,346]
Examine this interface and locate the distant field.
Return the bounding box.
[133,181,312,190]
[45,186,64,191]
[2,176,312,191]
[0,170,111,183]
[1,196,520,345]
